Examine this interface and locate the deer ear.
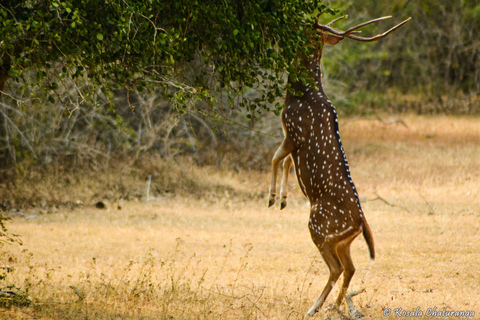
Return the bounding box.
[323,33,344,46]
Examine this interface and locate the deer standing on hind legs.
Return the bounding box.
[268,15,410,317]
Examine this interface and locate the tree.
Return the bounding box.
[1,0,336,116]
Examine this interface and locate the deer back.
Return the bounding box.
[282,51,364,225]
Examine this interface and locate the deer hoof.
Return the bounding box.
[306,308,318,317]
[280,201,287,210]
[268,199,275,207]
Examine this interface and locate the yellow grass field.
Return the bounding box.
[2,115,480,319]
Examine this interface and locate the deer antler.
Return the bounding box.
[326,16,346,27]
[314,16,411,42]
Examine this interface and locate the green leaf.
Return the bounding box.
[96,33,104,41]
[233,29,239,36]
[7,68,20,77]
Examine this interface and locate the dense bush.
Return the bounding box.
[1,0,479,171]
[0,0,335,168]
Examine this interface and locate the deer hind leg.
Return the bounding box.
[335,238,356,307]
[307,242,344,317]
[268,137,295,207]
[279,155,293,210]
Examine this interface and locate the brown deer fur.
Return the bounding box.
[268,16,410,317]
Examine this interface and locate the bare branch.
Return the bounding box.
[0,107,37,159]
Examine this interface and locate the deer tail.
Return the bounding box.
[362,219,375,261]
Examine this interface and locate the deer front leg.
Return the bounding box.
[279,155,293,210]
[269,138,295,207]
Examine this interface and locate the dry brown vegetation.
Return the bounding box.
[1,115,479,319]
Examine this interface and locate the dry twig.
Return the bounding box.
[367,192,410,213]
[343,105,409,128]
[345,289,366,320]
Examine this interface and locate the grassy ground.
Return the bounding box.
[1,115,479,319]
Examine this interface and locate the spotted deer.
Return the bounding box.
[268,15,410,317]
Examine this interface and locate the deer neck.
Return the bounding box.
[288,50,326,99]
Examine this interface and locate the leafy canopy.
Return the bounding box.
[1,0,337,116]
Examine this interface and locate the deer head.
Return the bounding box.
[286,15,411,101]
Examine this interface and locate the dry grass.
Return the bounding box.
[2,115,480,319]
